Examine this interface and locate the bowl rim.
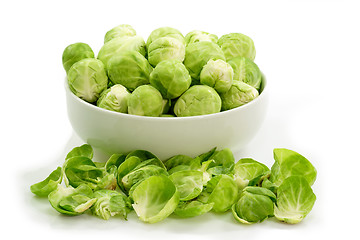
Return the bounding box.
[65,74,267,122]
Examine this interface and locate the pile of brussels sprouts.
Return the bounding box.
[31,144,316,224]
[63,24,262,117]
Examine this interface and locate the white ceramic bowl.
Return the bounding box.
[65,76,268,160]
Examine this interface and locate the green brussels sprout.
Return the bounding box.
[197,174,239,213]
[127,85,164,117]
[169,170,204,201]
[131,175,180,223]
[174,200,214,218]
[184,41,225,83]
[200,59,233,93]
[233,158,270,190]
[97,84,130,113]
[48,184,96,216]
[97,36,146,68]
[147,37,185,67]
[232,186,276,224]
[220,81,259,111]
[30,167,63,197]
[274,176,316,224]
[104,24,137,43]
[107,51,152,91]
[62,42,94,73]
[206,148,235,176]
[227,56,262,91]
[92,190,130,220]
[174,85,221,117]
[184,30,218,46]
[270,148,317,187]
[149,59,191,99]
[65,144,94,160]
[146,26,185,50]
[121,165,168,192]
[218,33,256,61]
[67,58,108,103]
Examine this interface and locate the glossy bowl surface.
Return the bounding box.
[65,76,268,160]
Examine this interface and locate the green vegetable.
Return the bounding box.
[200,59,233,93]
[233,158,270,190]
[62,42,94,73]
[197,174,238,213]
[174,200,214,218]
[169,170,204,201]
[127,85,164,117]
[131,175,180,223]
[184,30,218,46]
[67,58,108,103]
[220,81,259,111]
[218,33,256,61]
[232,186,276,224]
[184,41,225,83]
[97,84,130,113]
[270,148,317,187]
[146,27,185,50]
[227,56,262,91]
[206,148,235,176]
[104,24,137,43]
[274,176,316,224]
[48,184,96,216]
[147,37,185,67]
[30,167,63,197]
[174,85,222,117]
[106,51,152,91]
[97,35,146,68]
[150,59,191,99]
[92,189,130,220]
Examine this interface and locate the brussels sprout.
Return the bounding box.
[97,84,130,113]
[48,184,96,216]
[174,200,214,218]
[232,186,276,224]
[107,51,152,91]
[65,144,93,160]
[147,37,185,67]
[174,85,221,117]
[164,154,194,170]
[131,175,180,223]
[169,170,203,201]
[92,190,130,220]
[149,60,191,99]
[125,149,161,162]
[197,174,238,213]
[127,85,164,117]
[199,59,233,93]
[206,148,235,176]
[62,42,94,73]
[274,176,316,224]
[121,165,168,192]
[63,156,103,189]
[146,27,185,50]
[104,153,126,174]
[67,58,108,103]
[30,167,63,197]
[233,158,270,190]
[220,81,259,111]
[184,41,225,83]
[104,24,137,43]
[227,56,262,91]
[184,30,218,46]
[97,36,146,68]
[270,148,317,187]
[218,33,256,61]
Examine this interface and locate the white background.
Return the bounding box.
[1,0,359,239]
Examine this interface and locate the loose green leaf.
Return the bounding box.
[274,176,316,224]
[30,167,63,197]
